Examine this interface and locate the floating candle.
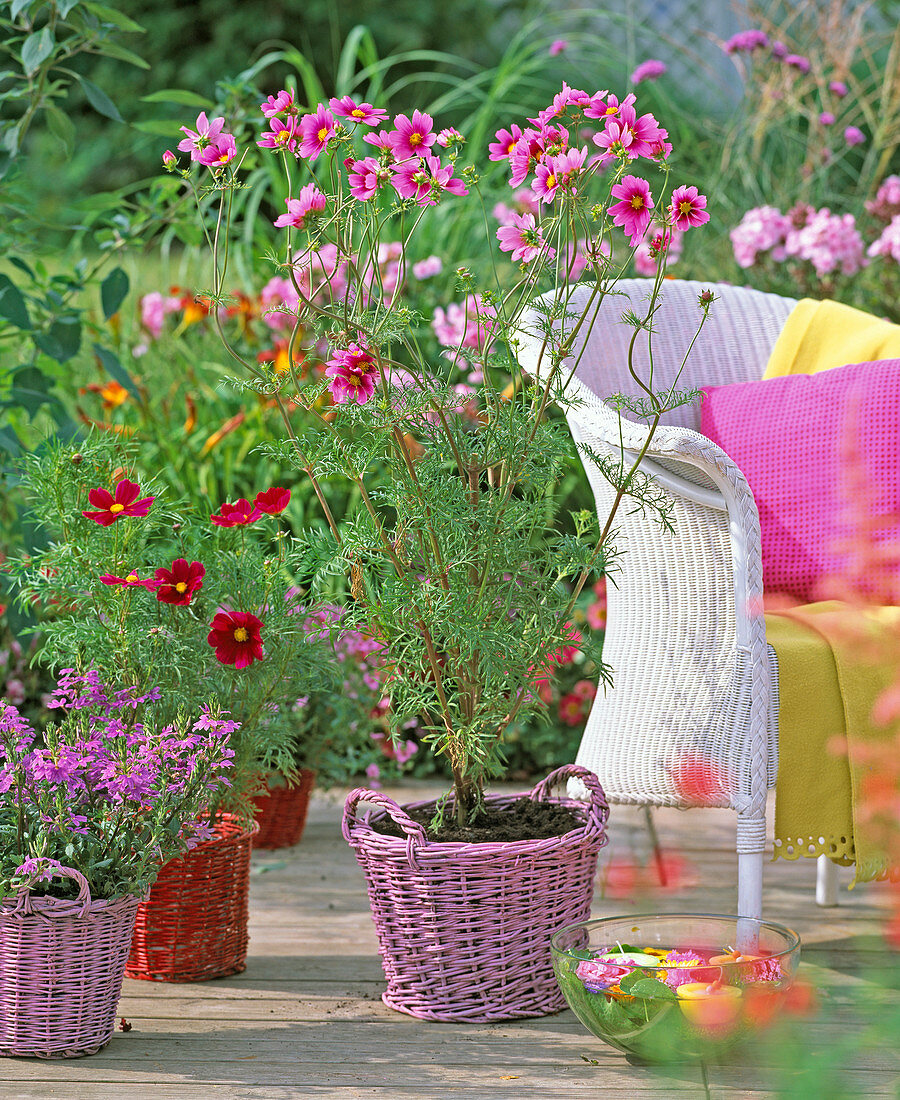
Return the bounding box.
[598,951,664,968]
[676,982,743,1033]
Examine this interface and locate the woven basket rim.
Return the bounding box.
[0,889,141,915]
[350,790,600,855]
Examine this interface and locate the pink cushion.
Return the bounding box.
[700,360,900,603]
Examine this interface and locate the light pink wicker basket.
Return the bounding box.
[0,866,139,1059]
[342,764,609,1022]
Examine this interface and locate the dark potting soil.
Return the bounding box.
[373,797,582,844]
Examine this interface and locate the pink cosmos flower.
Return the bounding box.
[363,129,395,154]
[489,124,523,162]
[389,110,435,161]
[608,175,655,246]
[347,156,390,201]
[631,59,667,84]
[584,91,635,121]
[325,342,379,405]
[162,150,177,170]
[819,111,835,126]
[198,132,237,167]
[273,184,327,229]
[829,80,848,97]
[496,211,555,263]
[533,82,593,126]
[669,185,710,230]
[261,89,296,118]
[549,38,568,55]
[177,112,225,161]
[551,146,588,190]
[771,41,788,59]
[328,96,388,126]
[298,106,336,160]
[592,106,652,161]
[436,127,463,148]
[257,116,298,154]
[532,160,561,204]
[844,125,866,146]
[391,155,467,206]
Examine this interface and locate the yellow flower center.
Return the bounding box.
[175,582,188,593]
[409,132,423,146]
[233,627,249,642]
[605,104,618,115]
[507,140,517,154]
[351,108,366,118]
[679,199,693,214]
[630,195,645,209]
[317,126,329,142]
[546,172,557,189]
[347,374,362,387]
[109,503,125,514]
[125,573,139,583]
[276,130,291,145]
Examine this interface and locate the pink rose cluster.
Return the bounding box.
[488,82,708,266]
[255,91,467,210]
[731,203,868,277]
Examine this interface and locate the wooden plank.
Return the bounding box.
[2,782,894,1098]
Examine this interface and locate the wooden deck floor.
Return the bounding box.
[4,781,899,1099]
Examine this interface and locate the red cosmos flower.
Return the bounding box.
[207,610,264,668]
[82,479,155,526]
[254,487,291,514]
[154,558,205,606]
[210,498,261,527]
[99,571,156,588]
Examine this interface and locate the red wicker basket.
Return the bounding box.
[342,764,609,1023]
[0,866,139,1059]
[125,814,257,983]
[252,769,316,849]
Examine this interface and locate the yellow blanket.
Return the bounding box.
[767,603,899,885]
[761,299,900,883]
[764,297,900,378]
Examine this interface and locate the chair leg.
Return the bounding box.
[737,850,764,920]
[816,854,839,907]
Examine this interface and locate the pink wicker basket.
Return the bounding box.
[125,814,258,983]
[252,769,316,850]
[342,764,609,1022]
[0,866,139,1058]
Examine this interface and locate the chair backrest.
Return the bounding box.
[540,279,797,431]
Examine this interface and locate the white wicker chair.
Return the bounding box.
[517,278,841,920]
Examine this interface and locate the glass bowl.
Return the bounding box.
[551,913,801,1063]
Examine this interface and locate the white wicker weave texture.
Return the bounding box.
[517,279,797,869]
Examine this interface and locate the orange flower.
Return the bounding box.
[201,411,246,454]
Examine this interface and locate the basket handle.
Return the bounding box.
[341,787,428,849]
[529,764,609,830]
[13,865,92,918]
